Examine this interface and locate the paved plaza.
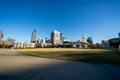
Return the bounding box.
[0,49,120,80]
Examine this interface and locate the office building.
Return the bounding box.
[14,42,36,48]
[51,30,60,45]
[31,29,37,43]
[81,34,87,42]
[60,33,63,40]
[0,30,3,40]
[87,37,93,44]
[118,32,120,39]
[36,38,40,43]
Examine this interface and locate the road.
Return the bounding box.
[0,49,120,80]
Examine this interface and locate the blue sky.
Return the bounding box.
[0,0,120,43]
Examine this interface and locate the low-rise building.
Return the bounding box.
[14,42,36,48]
[7,37,15,45]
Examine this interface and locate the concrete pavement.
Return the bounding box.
[0,49,120,80]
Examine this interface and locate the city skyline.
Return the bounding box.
[0,0,120,43]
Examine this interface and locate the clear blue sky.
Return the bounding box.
[0,0,120,43]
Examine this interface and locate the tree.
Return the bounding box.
[1,42,5,48]
[108,38,119,48]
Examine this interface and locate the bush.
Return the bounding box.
[0,42,5,48]
[46,45,52,48]
[88,44,100,49]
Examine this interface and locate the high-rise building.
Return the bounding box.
[0,30,3,40]
[81,34,86,42]
[31,29,37,43]
[87,37,93,44]
[118,32,120,39]
[51,30,60,45]
[60,33,63,40]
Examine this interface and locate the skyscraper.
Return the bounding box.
[81,34,86,42]
[118,32,120,39]
[60,33,63,41]
[31,29,37,43]
[51,30,60,45]
[0,30,3,40]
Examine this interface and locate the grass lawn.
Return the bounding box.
[16,48,120,65]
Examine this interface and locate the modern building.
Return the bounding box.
[31,29,37,43]
[60,33,63,40]
[51,30,60,45]
[87,37,93,44]
[118,32,120,39]
[7,37,16,45]
[36,38,40,43]
[14,42,36,48]
[46,39,51,43]
[0,30,3,40]
[41,38,47,47]
[81,34,87,43]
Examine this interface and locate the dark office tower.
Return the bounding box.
[118,32,120,39]
[0,30,3,40]
[60,33,63,40]
[87,37,93,44]
[31,29,37,43]
[118,32,120,44]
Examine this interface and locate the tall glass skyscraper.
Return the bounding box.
[31,29,37,43]
[0,30,3,40]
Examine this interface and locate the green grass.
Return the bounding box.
[16,48,120,65]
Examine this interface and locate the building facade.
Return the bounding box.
[87,37,93,44]
[60,33,63,41]
[0,30,3,40]
[14,42,36,48]
[31,29,37,43]
[81,34,87,42]
[51,30,60,45]
[7,37,16,45]
[118,32,120,39]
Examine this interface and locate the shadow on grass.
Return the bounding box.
[62,51,120,64]
[20,50,120,65]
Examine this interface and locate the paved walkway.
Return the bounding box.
[0,49,120,80]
